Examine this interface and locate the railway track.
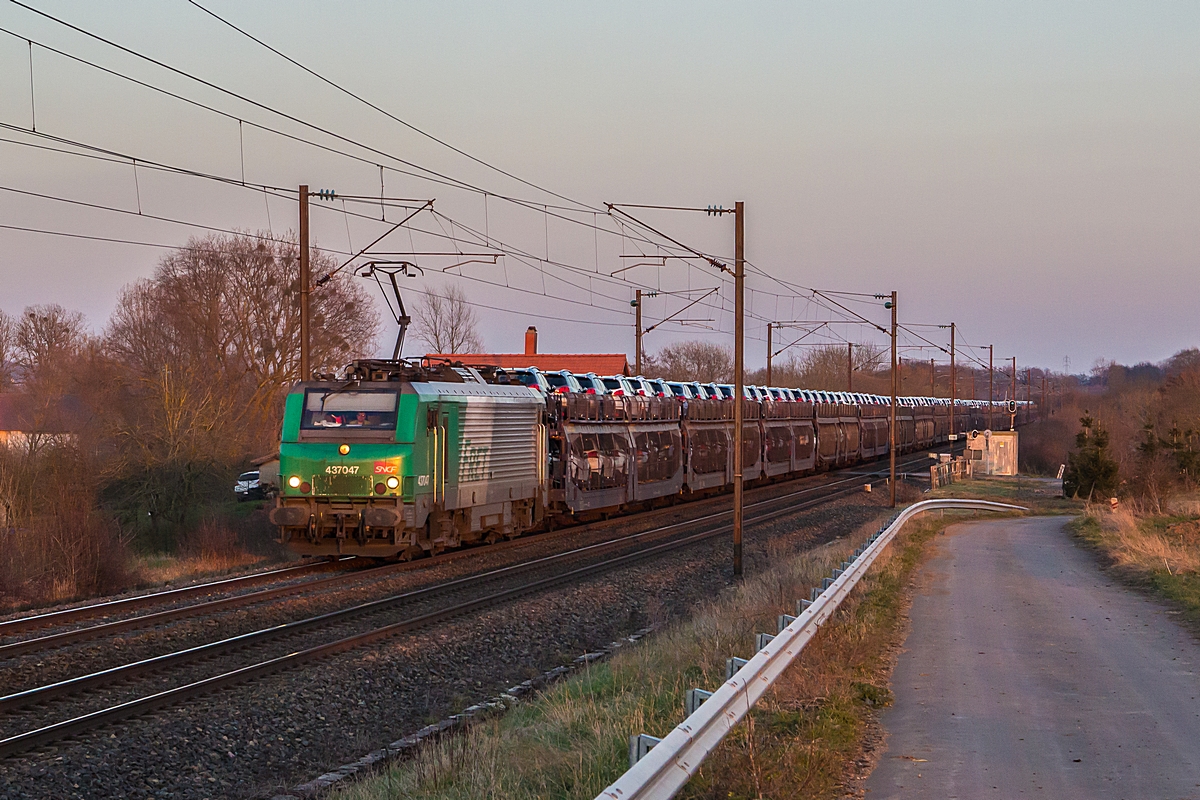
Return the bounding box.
[0,493,779,659]
[0,454,929,660]
[0,557,355,637]
[0,452,938,759]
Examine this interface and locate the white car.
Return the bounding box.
[234,471,264,501]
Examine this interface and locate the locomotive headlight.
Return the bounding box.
[338,443,351,455]
[288,475,301,488]
[385,476,400,490]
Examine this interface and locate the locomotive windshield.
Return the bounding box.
[301,389,398,430]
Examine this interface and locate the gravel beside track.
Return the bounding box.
[0,462,909,697]
[0,486,900,800]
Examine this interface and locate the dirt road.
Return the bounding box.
[865,516,1200,798]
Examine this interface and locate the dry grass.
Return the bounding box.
[1091,505,1200,575]
[134,516,275,586]
[1072,494,1200,629]
[1,510,276,612]
[336,510,961,800]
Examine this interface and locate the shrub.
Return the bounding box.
[0,501,132,606]
[1063,414,1120,500]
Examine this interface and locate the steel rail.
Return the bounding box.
[0,561,388,660]
[0,521,747,758]
[0,458,914,714]
[0,450,936,660]
[0,460,935,757]
[0,558,352,637]
[595,498,1027,800]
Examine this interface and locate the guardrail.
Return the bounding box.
[595,497,1027,800]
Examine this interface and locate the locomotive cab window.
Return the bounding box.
[301,389,398,430]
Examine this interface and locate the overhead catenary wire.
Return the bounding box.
[6,5,935,323]
[1,6,500,197]
[0,183,333,250]
[0,9,665,250]
[1,5,1004,363]
[0,184,343,252]
[4,75,806,328]
[182,0,594,214]
[7,4,863,328]
[0,220,293,253]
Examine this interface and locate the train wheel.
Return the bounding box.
[398,545,424,561]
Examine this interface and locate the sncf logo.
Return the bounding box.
[374,462,398,474]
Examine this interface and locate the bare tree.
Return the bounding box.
[413,284,484,354]
[748,343,889,390]
[1165,348,1200,378]
[0,309,15,390]
[99,232,381,539]
[106,232,379,450]
[14,304,88,383]
[646,340,732,382]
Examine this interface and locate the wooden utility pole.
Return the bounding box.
[732,201,745,577]
[1011,356,1017,403]
[889,291,897,508]
[634,289,643,375]
[299,185,311,381]
[766,322,773,386]
[1026,367,1031,401]
[988,344,994,431]
[847,342,853,392]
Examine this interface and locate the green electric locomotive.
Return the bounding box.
[270,360,546,559]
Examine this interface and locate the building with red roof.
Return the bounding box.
[427,326,630,376]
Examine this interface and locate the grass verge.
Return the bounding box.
[926,473,1081,515]
[1070,497,1200,631]
[334,507,1004,800]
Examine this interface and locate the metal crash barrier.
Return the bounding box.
[595,498,1027,800]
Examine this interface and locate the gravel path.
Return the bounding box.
[1,488,897,799]
[865,516,1200,799]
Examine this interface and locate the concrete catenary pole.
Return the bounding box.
[847,342,854,392]
[766,322,773,386]
[299,185,310,381]
[733,201,745,576]
[634,289,643,375]
[889,291,898,508]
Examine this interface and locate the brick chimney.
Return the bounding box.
[524,326,538,356]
